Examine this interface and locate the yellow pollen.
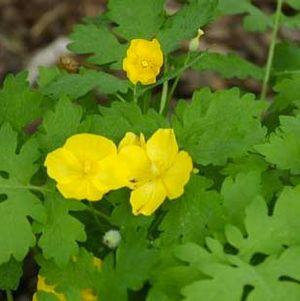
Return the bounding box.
[141,60,149,67]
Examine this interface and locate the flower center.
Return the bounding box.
[83,161,92,174]
[141,60,149,68]
[150,163,160,177]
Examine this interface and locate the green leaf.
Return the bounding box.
[38,66,62,89]
[178,243,300,301]
[0,123,44,264]
[38,248,101,297]
[38,192,86,266]
[81,101,167,142]
[256,114,300,174]
[193,52,264,80]
[147,289,171,301]
[242,8,272,32]
[115,229,157,290]
[97,231,157,300]
[287,0,300,10]
[221,172,262,230]
[271,75,300,112]
[173,88,267,166]
[0,258,22,290]
[157,0,218,53]
[176,185,300,301]
[0,72,43,131]
[217,0,272,32]
[110,189,153,231]
[42,69,128,100]
[159,175,224,246]
[35,292,60,301]
[37,97,83,153]
[107,0,165,40]
[148,256,204,301]
[273,43,300,73]
[217,0,251,15]
[282,13,300,29]
[221,154,268,177]
[226,185,300,258]
[69,24,126,68]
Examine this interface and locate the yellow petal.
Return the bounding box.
[146,129,178,172]
[119,132,140,150]
[118,132,146,150]
[130,180,167,215]
[138,74,157,85]
[119,145,152,187]
[92,154,130,191]
[122,38,163,85]
[93,257,102,269]
[57,177,105,201]
[35,276,66,301]
[64,133,117,162]
[162,151,193,199]
[81,288,98,301]
[44,148,82,184]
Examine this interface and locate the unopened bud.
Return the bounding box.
[193,168,199,174]
[103,230,121,249]
[189,29,204,52]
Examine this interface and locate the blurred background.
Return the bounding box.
[1,0,299,100]
[0,0,299,300]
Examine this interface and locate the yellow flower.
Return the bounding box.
[45,133,128,201]
[123,38,163,85]
[119,129,193,215]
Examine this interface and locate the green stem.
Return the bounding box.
[116,94,126,103]
[0,184,53,193]
[274,70,300,76]
[140,53,203,96]
[159,80,169,114]
[6,290,13,301]
[167,53,191,104]
[133,85,138,103]
[261,0,283,100]
[88,202,111,224]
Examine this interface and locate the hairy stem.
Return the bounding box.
[261,0,283,100]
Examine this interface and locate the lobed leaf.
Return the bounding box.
[193,52,264,80]
[173,88,268,166]
[0,72,44,131]
[0,123,44,265]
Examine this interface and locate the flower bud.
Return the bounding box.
[103,229,121,249]
[189,29,204,52]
